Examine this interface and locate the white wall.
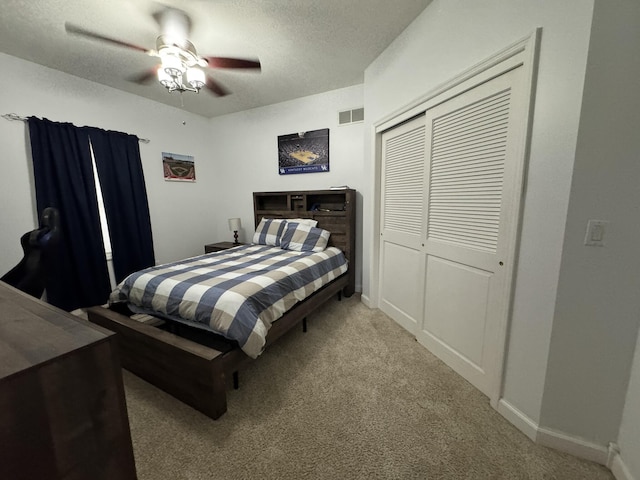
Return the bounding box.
[206,85,365,290]
[618,332,640,479]
[0,52,364,282]
[0,52,214,277]
[541,0,640,447]
[363,0,594,427]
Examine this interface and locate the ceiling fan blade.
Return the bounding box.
[128,66,159,84]
[204,57,261,70]
[205,76,229,97]
[65,22,151,54]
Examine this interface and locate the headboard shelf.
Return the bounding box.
[254,194,290,211]
[253,189,356,296]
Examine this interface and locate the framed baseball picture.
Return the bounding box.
[162,152,196,182]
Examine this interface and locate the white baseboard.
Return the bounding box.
[497,399,538,442]
[361,293,372,308]
[609,444,637,480]
[496,398,621,467]
[536,426,608,465]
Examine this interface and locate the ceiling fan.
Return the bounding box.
[65,6,261,97]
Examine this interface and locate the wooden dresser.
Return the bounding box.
[0,282,137,480]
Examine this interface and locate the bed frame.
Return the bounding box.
[87,189,356,419]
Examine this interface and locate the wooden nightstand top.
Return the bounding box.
[204,241,245,253]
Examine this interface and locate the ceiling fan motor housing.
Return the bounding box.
[156,35,205,69]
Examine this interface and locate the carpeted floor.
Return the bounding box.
[122,294,614,480]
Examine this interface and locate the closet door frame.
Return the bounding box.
[371,29,541,407]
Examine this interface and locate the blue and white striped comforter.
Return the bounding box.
[109,244,348,358]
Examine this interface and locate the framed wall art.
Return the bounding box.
[277,128,329,175]
[162,152,196,182]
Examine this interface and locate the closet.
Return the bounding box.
[377,37,536,401]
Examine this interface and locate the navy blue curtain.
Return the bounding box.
[27,117,111,311]
[86,127,155,283]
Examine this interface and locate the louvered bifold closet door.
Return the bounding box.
[383,117,426,245]
[427,89,510,253]
[379,115,428,333]
[418,67,525,396]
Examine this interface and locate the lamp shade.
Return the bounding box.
[161,54,185,76]
[187,67,205,89]
[228,218,241,231]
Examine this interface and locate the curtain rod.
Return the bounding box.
[2,113,150,144]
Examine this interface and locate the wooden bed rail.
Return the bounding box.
[86,273,348,419]
[87,306,229,419]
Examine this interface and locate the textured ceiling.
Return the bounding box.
[0,0,431,118]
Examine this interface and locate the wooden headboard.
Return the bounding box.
[253,189,356,296]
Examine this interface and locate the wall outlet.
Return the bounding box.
[584,219,609,247]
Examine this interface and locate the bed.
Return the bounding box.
[87,189,356,419]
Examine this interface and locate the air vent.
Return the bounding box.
[338,107,364,125]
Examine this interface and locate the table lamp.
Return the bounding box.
[228,217,241,245]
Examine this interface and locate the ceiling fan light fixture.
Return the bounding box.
[157,67,177,89]
[187,67,205,90]
[65,7,261,100]
[161,54,185,78]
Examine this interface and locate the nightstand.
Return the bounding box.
[204,241,244,253]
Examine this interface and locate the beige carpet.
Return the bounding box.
[122,294,613,480]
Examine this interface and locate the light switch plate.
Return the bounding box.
[584,219,609,247]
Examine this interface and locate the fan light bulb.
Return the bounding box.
[187,67,205,90]
[157,67,177,89]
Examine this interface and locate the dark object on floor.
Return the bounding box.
[1,207,60,298]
